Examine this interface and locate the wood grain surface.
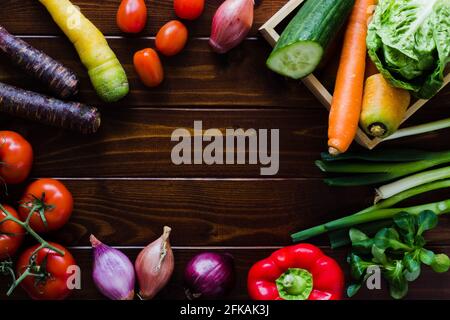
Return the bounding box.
[1,247,449,300]
[0,0,283,36]
[0,0,449,300]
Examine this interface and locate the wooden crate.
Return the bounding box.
[259,0,450,149]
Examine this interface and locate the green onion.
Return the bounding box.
[383,118,450,141]
[366,179,450,213]
[320,149,434,162]
[291,198,450,242]
[316,160,395,173]
[291,178,450,242]
[323,173,395,186]
[317,150,450,186]
[376,167,450,201]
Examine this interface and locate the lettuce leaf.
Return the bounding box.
[367,0,449,99]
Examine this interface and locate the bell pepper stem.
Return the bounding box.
[276,268,313,300]
[282,274,307,295]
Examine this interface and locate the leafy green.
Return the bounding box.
[419,248,435,265]
[347,210,449,299]
[349,229,374,253]
[367,0,450,99]
[431,254,450,273]
[348,253,373,279]
[347,283,362,298]
[385,260,409,300]
[329,220,393,249]
[403,251,420,273]
[374,228,412,251]
[372,245,388,266]
[404,264,421,282]
[349,228,370,242]
[394,212,416,245]
[417,210,438,235]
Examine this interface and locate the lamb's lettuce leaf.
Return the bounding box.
[367,0,449,99]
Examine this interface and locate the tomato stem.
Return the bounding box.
[0,204,63,256]
[0,260,16,282]
[6,268,32,296]
[22,193,54,228]
[0,203,66,296]
[25,204,39,225]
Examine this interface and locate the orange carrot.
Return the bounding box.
[328,0,377,155]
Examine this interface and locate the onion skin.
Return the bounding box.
[135,226,174,299]
[184,252,235,299]
[90,235,135,300]
[209,0,254,54]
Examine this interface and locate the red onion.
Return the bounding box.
[90,235,135,300]
[184,252,235,299]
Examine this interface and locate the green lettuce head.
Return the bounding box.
[367,0,449,99]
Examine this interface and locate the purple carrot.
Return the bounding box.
[0,81,100,134]
[0,25,79,98]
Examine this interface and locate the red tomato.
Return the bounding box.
[156,20,188,56]
[174,0,204,20]
[117,0,147,33]
[16,243,76,300]
[0,131,33,184]
[0,205,24,260]
[19,179,73,233]
[134,48,164,87]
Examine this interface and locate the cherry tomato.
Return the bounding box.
[0,205,24,260]
[16,243,76,300]
[117,0,147,33]
[156,20,188,56]
[19,179,73,233]
[134,48,164,87]
[0,131,33,184]
[174,0,204,20]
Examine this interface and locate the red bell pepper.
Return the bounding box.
[248,244,344,300]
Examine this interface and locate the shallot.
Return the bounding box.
[90,235,135,300]
[135,226,174,299]
[209,0,254,54]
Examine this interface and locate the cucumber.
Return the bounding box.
[267,0,355,79]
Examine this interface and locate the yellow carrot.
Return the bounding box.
[360,74,410,138]
[39,0,129,102]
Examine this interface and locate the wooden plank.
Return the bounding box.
[5,179,450,247]
[1,37,448,110]
[0,37,320,108]
[1,247,449,300]
[1,108,326,178]
[0,0,285,37]
[2,108,450,179]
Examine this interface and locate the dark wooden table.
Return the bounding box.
[0,0,449,300]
